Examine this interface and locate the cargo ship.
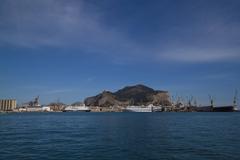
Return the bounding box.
[195,93,238,112]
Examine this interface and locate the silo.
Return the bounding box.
[13,100,17,110]
[0,100,2,110]
[7,100,10,110]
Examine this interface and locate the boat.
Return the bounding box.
[194,93,239,112]
[153,106,163,112]
[213,106,235,112]
[212,91,238,112]
[123,105,153,112]
[64,105,90,112]
[195,106,213,112]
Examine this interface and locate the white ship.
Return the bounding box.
[64,104,90,112]
[124,105,153,112]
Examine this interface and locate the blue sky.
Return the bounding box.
[0,0,240,105]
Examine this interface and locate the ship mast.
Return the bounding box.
[209,95,214,111]
[233,90,238,111]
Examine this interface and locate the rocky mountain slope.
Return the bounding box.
[84,84,171,107]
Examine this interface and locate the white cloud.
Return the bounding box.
[158,47,240,62]
[200,73,231,80]
[1,0,240,64]
[0,0,139,53]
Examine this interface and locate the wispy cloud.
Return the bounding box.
[159,47,240,62]
[0,0,139,54]
[1,0,240,64]
[154,5,240,63]
[198,72,235,80]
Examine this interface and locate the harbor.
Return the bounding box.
[1,94,238,113]
[0,85,239,113]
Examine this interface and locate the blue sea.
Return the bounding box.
[0,112,240,160]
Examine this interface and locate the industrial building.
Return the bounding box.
[0,99,17,111]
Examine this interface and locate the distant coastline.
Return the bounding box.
[0,84,238,113]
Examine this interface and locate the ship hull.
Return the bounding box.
[123,107,152,112]
[63,110,90,112]
[213,106,235,112]
[63,106,91,112]
[195,106,235,112]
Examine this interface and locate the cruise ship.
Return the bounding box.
[123,105,153,112]
[64,105,90,112]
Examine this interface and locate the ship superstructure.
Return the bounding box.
[64,104,90,112]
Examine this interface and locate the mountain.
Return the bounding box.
[84,84,171,107]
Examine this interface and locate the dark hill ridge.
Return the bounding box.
[84,84,171,107]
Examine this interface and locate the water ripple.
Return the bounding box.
[0,112,240,160]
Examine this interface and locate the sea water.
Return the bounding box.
[0,112,239,160]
